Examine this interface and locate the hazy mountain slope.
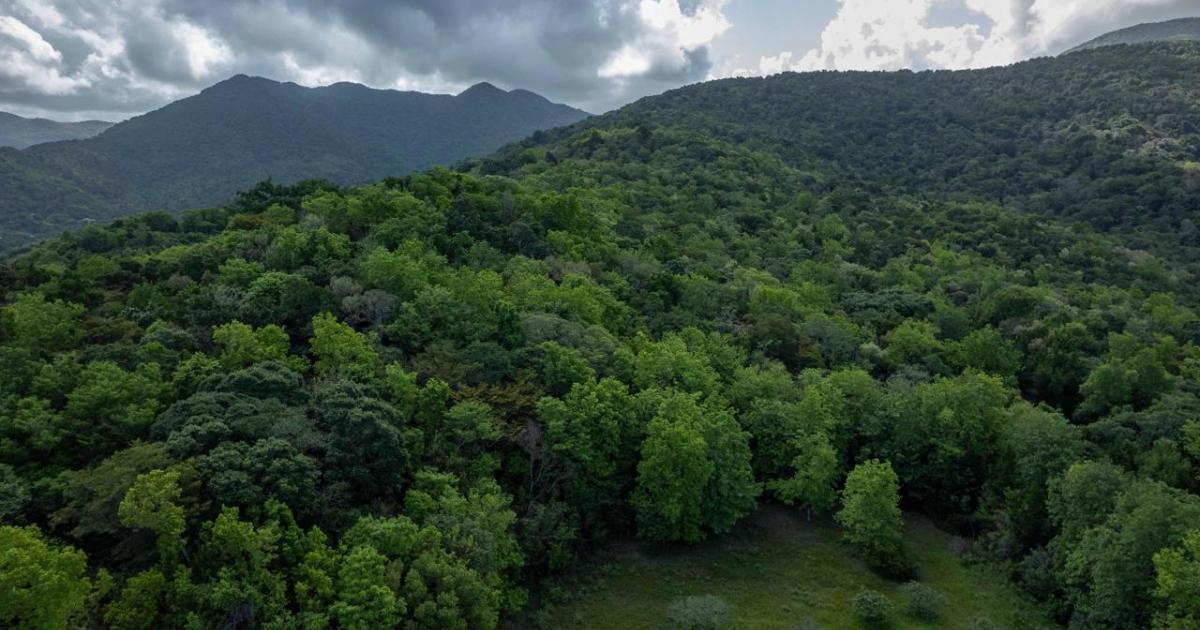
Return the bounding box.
[0,76,588,249]
[1066,17,1200,53]
[482,42,1200,258]
[0,112,113,149]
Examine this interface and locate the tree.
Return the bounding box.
[633,392,758,542]
[538,377,638,527]
[331,545,402,629]
[51,442,174,542]
[769,429,840,518]
[889,372,1010,517]
[1153,529,1200,629]
[953,326,1022,378]
[310,313,379,381]
[196,438,320,517]
[538,341,595,396]
[118,469,186,565]
[212,320,302,370]
[65,361,164,460]
[0,292,84,354]
[633,408,712,542]
[0,525,91,630]
[313,381,409,504]
[1059,481,1200,629]
[836,459,906,572]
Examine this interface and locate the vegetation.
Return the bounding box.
[0,77,586,250]
[541,510,1051,629]
[0,112,111,150]
[1066,17,1200,53]
[3,41,1200,629]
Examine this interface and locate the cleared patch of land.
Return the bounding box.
[541,506,1056,629]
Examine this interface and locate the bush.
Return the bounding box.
[899,581,946,620]
[668,595,735,630]
[967,617,1000,630]
[850,589,892,627]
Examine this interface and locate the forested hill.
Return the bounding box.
[0,112,113,149]
[5,40,1200,630]
[1066,17,1200,53]
[0,76,588,250]
[485,42,1200,261]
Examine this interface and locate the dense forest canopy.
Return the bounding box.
[2,42,1200,629]
[488,42,1200,264]
[0,77,587,251]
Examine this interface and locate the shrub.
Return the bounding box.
[668,595,735,630]
[850,589,892,627]
[899,581,946,620]
[968,617,1000,630]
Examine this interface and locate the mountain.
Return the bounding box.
[0,76,588,249]
[481,41,1200,262]
[0,112,112,149]
[5,35,1200,630]
[1066,16,1200,53]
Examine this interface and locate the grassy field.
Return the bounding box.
[537,506,1057,629]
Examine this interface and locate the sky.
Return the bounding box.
[0,0,1197,121]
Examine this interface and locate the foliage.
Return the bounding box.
[850,588,893,627]
[899,581,947,621]
[0,525,90,630]
[836,460,907,574]
[667,594,734,630]
[2,43,1200,628]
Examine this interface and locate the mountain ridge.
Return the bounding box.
[1066,16,1200,53]
[0,76,589,249]
[0,112,113,150]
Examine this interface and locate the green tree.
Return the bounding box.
[310,313,379,381]
[0,525,91,630]
[769,429,840,518]
[836,459,905,572]
[331,545,402,629]
[1153,529,1200,629]
[633,392,758,542]
[118,469,186,565]
[0,292,84,354]
[212,320,302,370]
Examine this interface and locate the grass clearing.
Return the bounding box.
[538,506,1056,629]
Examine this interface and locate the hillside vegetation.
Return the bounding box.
[2,43,1200,629]
[542,508,1053,629]
[0,77,587,250]
[1067,17,1200,53]
[487,42,1200,263]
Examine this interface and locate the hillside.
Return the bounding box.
[482,42,1200,262]
[542,509,1053,629]
[0,112,113,149]
[1066,17,1200,53]
[0,76,588,250]
[3,41,1200,630]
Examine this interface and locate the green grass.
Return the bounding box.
[538,507,1057,629]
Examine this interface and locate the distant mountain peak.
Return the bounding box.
[204,74,282,93]
[458,82,508,98]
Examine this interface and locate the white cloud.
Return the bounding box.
[737,0,1198,76]
[172,21,231,80]
[0,0,739,119]
[600,0,731,79]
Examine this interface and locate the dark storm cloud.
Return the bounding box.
[0,0,730,120]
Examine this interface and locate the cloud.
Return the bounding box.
[735,0,1199,76]
[0,0,733,120]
